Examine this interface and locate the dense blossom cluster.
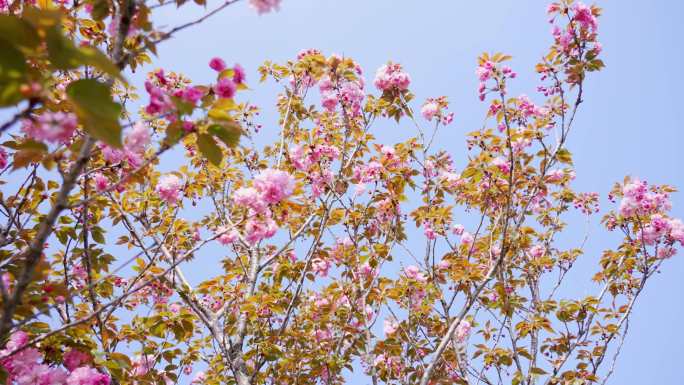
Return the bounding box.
[611,179,684,258]
[223,168,295,244]
[156,174,183,204]
[21,112,78,144]
[373,62,411,92]
[0,332,109,385]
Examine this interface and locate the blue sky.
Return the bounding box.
[3,0,683,383]
[142,1,683,382]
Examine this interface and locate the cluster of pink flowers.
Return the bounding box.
[319,69,366,117]
[421,96,455,125]
[92,172,109,192]
[174,86,205,104]
[253,168,295,204]
[548,2,600,57]
[216,226,240,245]
[207,58,245,99]
[0,332,109,385]
[618,179,670,218]
[156,174,183,204]
[144,80,174,116]
[460,231,474,246]
[641,214,684,248]
[230,169,295,244]
[571,2,598,32]
[288,144,340,172]
[528,244,545,259]
[420,100,439,121]
[614,179,683,257]
[244,217,278,244]
[21,111,78,144]
[353,161,384,184]
[373,62,411,92]
[476,61,516,101]
[100,121,151,169]
[403,265,426,283]
[249,0,281,14]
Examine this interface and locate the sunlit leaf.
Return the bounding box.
[66,79,122,147]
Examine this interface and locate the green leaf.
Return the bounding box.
[208,122,241,148]
[0,39,26,107]
[22,7,62,29]
[197,134,222,166]
[164,120,184,146]
[14,139,48,152]
[556,148,573,165]
[46,27,124,82]
[45,27,84,70]
[0,16,40,49]
[0,39,27,81]
[66,79,122,147]
[88,0,111,21]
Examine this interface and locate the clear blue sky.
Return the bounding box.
[143,1,682,383]
[3,0,683,383]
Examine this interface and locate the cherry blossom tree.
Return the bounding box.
[0,0,680,384]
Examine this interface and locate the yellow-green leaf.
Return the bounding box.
[197,134,222,166]
[66,79,122,147]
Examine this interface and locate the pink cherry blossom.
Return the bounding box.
[66,367,110,385]
[528,244,545,259]
[572,2,598,31]
[244,217,278,244]
[144,81,174,116]
[374,62,411,92]
[383,319,398,335]
[404,265,426,282]
[0,147,8,169]
[216,78,237,98]
[174,86,205,105]
[253,168,295,204]
[63,348,90,371]
[131,355,153,377]
[423,222,437,240]
[21,111,77,144]
[156,174,182,204]
[217,227,240,245]
[461,231,474,245]
[124,122,150,154]
[233,64,246,84]
[249,0,280,14]
[421,101,439,121]
[321,90,338,112]
[232,187,267,213]
[209,57,226,72]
